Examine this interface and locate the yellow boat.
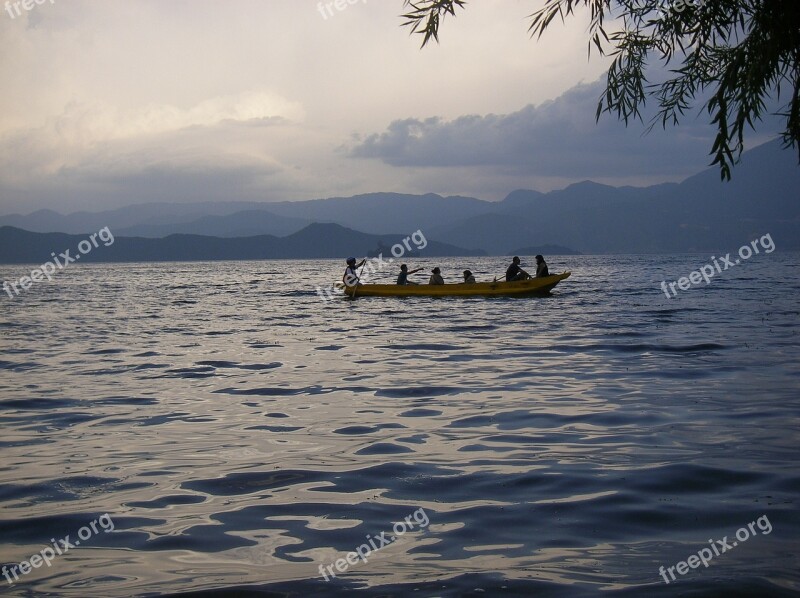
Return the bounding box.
[342,272,571,297]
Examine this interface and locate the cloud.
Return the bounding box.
[61,159,282,206]
[0,95,296,184]
[0,109,303,210]
[46,91,305,145]
[349,77,759,178]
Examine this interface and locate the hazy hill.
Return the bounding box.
[432,140,799,253]
[0,223,484,264]
[261,192,491,235]
[0,201,275,235]
[0,193,493,238]
[115,210,309,238]
[428,181,675,254]
[1,139,797,254]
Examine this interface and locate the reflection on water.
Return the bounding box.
[0,255,799,596]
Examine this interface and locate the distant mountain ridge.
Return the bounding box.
[1,139,798,254]
[0,223,485,264]
[115,209,308,238]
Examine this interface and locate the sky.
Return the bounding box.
[0,0,784,215]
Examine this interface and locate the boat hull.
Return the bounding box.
[343,272,571,297]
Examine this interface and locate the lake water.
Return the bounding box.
[1,254,799,597]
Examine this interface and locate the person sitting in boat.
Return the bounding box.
[535,255,550,278]
[462,270,476,284]
[342,257,366,287]
[397,263,423,285]
[505,256,530,281]
[429,267,445,285]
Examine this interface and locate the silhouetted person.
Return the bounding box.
[505,256,530,281]
[462,270,476,283]
[535,255,550,278]
[343,257,365,287]
[397,263,423,285]
[429,267,445,285]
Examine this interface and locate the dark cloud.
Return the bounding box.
[350,77,783,179]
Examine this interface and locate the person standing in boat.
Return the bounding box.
[462,270,476,283]
[429,267,445,285]
[397,263,423,285]
[535,255,550,278]
[343,257,366,288]
[505,256,530,281]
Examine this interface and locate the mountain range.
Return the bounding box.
[1,139,798,258]
[0,223,484,265]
